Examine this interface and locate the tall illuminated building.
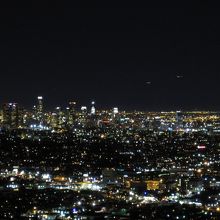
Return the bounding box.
[37,96,43,114]
[91,101,96,115]
[68,101,77,125]
[50,112,58,129]
[69,101,76,113]
[81,106,87,113]
[113,107,119,117]
[78,106,87,126]
[2,103,23,129]
[52,107,67,129]
[36,96,43,124]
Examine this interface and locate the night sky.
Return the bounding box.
[0,2,220,111]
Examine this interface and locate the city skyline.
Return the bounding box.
[2,95,220,112]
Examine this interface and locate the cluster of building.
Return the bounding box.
[0,96,105,130]
[1,96,220,135]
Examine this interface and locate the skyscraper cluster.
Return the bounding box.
[0,97,120,131]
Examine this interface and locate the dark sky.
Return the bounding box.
[0,1,220,111]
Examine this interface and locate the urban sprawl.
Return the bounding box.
[1,97,220,219]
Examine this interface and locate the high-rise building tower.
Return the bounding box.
[2,103,23,129]
[69,101,76,113]
[37,96,43,114]
[113,107,119,117]
[36,96,43,124]
[81,106,87,113]
[91,101,96,115]
[68,101,77,125]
